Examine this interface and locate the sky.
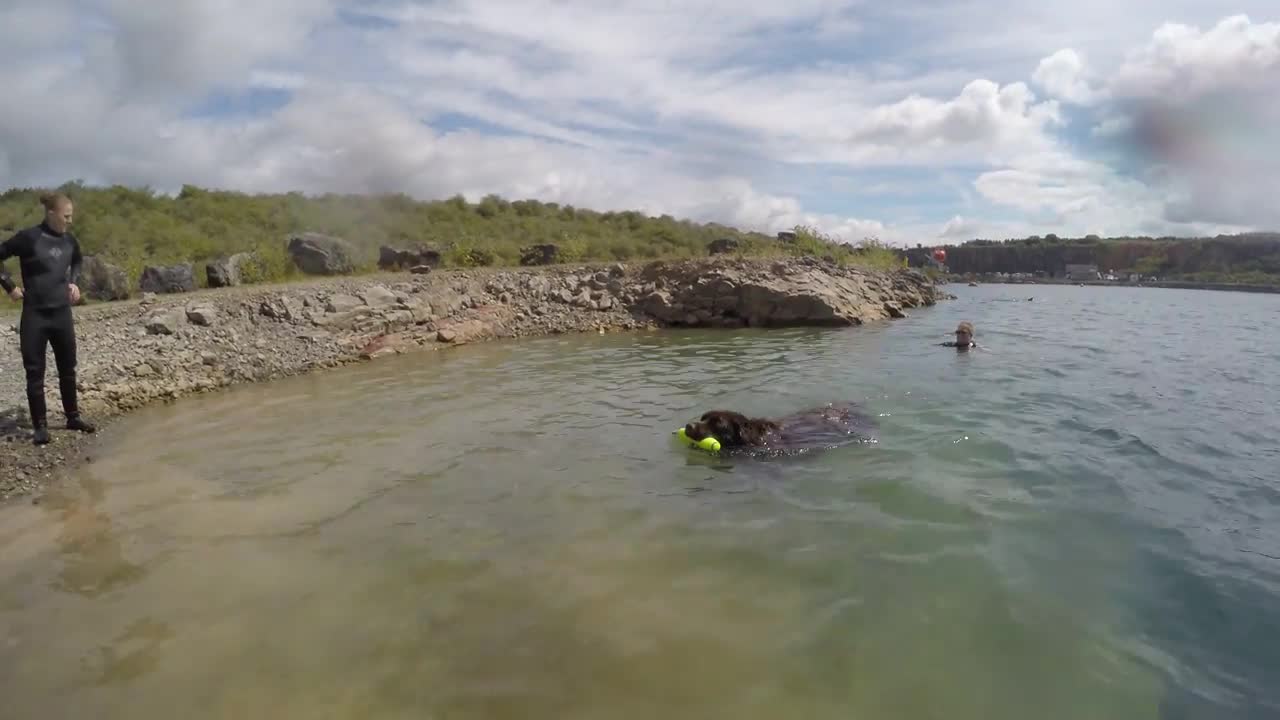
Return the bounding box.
[1,1,1278,246]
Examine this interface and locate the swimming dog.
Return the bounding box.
[682,403,877,455]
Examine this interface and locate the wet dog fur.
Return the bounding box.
[683,403,875,455]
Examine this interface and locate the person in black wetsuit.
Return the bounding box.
[0,192,97,445]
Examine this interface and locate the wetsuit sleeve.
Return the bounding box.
[68,234,84,285]
[0,231,20,293]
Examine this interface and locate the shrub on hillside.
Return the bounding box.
[0,182,914,291]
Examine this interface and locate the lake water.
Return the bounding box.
[2,283,1278,719]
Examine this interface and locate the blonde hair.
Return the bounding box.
[956,321,974,335]
[40,192,72,211]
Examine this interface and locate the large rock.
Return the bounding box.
[186,305,217,326]
[435,307,509,344]
[626,258,939,328]
[144,309,184,335]
[707,237,740,255]
[78,255,131,302]
[206,252,257,288]
[519,244,560,266]
[360,285,398,308]
[325,294,364,313]
[378,245,442,271]
[417,287,467,317]
[359,333,404,360]
[259,296,306,323]
[139,263,195,294]
[288,233,356,275]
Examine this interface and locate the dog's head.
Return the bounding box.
[684,410,780,448]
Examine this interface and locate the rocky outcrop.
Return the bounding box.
[288,233,355,275]
[631,257,936,327]
[378,245,442,271]
[0,257,944,500]
[206,252,257,288]
[78,256,131,301]
[707,237,740,255]
[139,263,196,294]
[520,244,560,266]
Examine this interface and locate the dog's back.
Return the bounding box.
[763,402,877,455]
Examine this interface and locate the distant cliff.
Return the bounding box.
[904,233,1280,282]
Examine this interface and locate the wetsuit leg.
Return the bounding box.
[19,309,50,432]
[47,306,92,431]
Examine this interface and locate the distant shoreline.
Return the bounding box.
[953,278,1280,295]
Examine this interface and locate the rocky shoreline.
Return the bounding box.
[0,257,944,502]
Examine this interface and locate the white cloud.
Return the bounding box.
[844,80,1063,161]
[1,3,1279,245]
[1109,15,1280,101]
[1100,15,1280,228]
[939,215,983,239]
[89,0,336,100]
[1032,49,1106,105]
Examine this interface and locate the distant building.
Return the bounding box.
[1065,264,1100,280]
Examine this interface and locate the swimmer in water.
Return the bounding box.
[941,321,977,350]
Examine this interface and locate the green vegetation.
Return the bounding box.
[0,182,903,290]
[779,226,906,270]
[941,232,1280,283]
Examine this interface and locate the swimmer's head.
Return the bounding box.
[954,321,974,345]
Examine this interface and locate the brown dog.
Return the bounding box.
[683,403,876,455]
[685,411,781,448]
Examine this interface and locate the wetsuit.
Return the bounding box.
[0,222,94,440]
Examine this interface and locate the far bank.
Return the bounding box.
[948,277,1280,294]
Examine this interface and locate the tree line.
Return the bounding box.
[941,233,1280,282]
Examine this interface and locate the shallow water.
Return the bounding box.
[2,283,1279,719]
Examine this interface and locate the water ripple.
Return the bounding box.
[1,284,1278,719]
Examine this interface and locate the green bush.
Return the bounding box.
[0,182,916,291]
[850,237,907,270]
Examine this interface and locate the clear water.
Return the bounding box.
[2,283,1278,719]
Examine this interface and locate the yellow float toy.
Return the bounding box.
[675,427,721,453]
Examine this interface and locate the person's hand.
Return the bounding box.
[7,287,21,302]
[68,283,81,304]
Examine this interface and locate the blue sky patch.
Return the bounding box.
[185,87,293,119]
